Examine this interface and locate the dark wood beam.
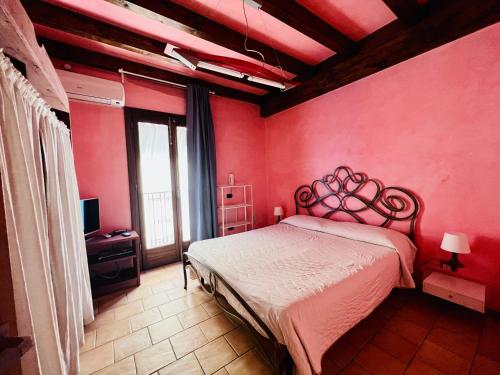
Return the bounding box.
[104,0,310,74]
[38,38,262,104]
[22,0,273,92]
[257,0,355,53]
[382,0,423,24]
[261,0,500,117]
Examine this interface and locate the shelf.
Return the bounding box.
[221,221,252,229]
[218,203,252,210]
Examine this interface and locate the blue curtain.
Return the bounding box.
[186,84,218,241]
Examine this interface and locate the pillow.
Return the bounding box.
[281,215,417,286]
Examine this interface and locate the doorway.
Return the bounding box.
[125,108,190,269]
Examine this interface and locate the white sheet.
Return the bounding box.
[187,215,417,375]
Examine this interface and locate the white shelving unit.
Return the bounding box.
[218,185,253,236]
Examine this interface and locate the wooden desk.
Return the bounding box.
[86,231,141,297]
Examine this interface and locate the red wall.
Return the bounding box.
[61,61,267,234]
[264,24,500,310]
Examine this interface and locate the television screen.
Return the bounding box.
[80,198,100,236]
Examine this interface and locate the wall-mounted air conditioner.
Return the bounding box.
[56,69,125,107]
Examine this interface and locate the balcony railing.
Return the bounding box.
[142,191,175,249]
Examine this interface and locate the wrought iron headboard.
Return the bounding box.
[294,166,420,240]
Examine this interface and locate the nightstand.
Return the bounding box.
[423,271,485,313]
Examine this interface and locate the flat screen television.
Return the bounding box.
[80,198,100,236]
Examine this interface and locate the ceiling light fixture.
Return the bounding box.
[247,75,286,90]
[197,61,245,78]
[164,44,197,70]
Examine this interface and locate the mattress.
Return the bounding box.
[187,215,417,375]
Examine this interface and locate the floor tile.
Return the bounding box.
[93,356,137,375]
[415,341,470,375]
[213,368,230,375]
[470,354,500,375]
[395,304,438,329]
[170,325,208,358]
[185,291,212,308]
[385,316,429,345]
[114,300,144,321]
[158,353,204,375]
[355,343,406,375]
[372,328,419,364]
[323,336,359,369]
[340,361,371,375]
[96,319,131,347]
[143,292,170,310]
[427,326,477,360]
[126,286,153,302]
[81,330,96,353]
[405,358,445,375]
[135,338,176,375]
[344,314,383,349]
[477,316,500,363]
[158,297,191,318]
[149,316,184,344]
[321,359,342,375]
[85,309,115,332]
[225,327,254,356]
[130,308,162,331]
[178,306,210,329]
[151,280,176,294]
[225,349,273,375]
[167,288,191,301]
[199,314,236,342]
[202,300,223,317]
[79,342,114,375]
[98,292,128,311]
[114,328,152,362]
[434,308,483,341]
[195,337,237,374]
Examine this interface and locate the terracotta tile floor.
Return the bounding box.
[80,263,500,375]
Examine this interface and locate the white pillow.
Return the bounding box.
[281,215,417,281]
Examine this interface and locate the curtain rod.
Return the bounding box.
[118,69,215,94]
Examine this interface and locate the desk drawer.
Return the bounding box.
[423,281,484,312]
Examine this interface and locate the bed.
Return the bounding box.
[183,166,420,375]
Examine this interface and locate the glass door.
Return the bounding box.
[125,108,190,269]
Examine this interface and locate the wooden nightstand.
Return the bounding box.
[423,271,485,313]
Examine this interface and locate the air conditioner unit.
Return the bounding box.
[56,69,125,107]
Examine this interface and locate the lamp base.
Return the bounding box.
[275,215,281,224]
[441,253,464,272]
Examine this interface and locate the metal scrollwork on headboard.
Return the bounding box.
[294,166,420,240]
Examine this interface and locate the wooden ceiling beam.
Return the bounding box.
[261,0,500,117]
[257,0,356,53]
[38,38,262,104]
[104,0,310,74]
[382,0,423,24]
[22,0,274,92]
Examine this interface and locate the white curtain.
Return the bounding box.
[0,50,93,374]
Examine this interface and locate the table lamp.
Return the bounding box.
[274,206,284,223]
[440,232,470,271]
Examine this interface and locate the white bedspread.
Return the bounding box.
[187,215,417,375]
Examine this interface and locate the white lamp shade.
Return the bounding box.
[441,232,471,254]
[274,206,284,216]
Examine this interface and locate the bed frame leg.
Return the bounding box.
[182,255,188,290]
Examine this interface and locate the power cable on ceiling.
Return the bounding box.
[241,0,266,66]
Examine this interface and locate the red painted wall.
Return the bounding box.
[60,61,267,234]
[264,24,500,310]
